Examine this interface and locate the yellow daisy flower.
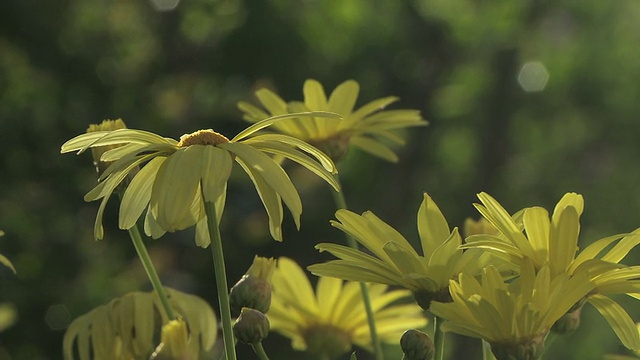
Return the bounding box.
[268,257,427,360]
[0,230,15,274]
[430,259,594,360]
[238,79,427,162]
[60,113,340,245]
[464,192,640,350]
[309,193,485,310]
[63,288,217,360]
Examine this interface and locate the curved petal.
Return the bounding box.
[251,142,340,191]
[234,156,284,241]
[199,145,232,203]
[588,294,640,351]
[150,147,201,232]
[119,157,166,230]
[222,142,302,229]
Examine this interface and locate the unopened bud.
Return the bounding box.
[400,329,434,360]
[233,308,270,344]
[490,330,546,360]
[413,288,452,311]
[551,306,582,335]
[229,256,275,315]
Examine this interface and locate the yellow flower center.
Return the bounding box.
[178,129,230,147]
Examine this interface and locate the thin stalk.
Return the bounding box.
[331,176,383,360]
[251,342,270,360]
[204,199,237,360]
[433,316,445,360]
[128,224,176,321]
[482,339,494,360]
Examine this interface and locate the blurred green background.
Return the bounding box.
[1,0,640,359]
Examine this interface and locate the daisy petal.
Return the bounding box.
[223,142,302,229]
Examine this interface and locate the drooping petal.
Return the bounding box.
[244,133,337,172]
[199,145,232,203]
[234,156,284,241]
[247,140,340,192]
[588,294,640,351]
[151,147,201,232]
[600,229,640,264]
[119,157,166,230]
[222,141,302,228]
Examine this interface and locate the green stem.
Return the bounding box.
[331,176,383,360]
[251,342,270,360]
[482,339,494,360]
[434,316,445,360]
[204,200,237,360]
[128,224,176,321]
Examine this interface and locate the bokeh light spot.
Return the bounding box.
[45,304,71,330]
[518,61,549,92]
[149,0,180,12]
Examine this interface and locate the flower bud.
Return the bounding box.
[551,306,582,335]
[400,329,435,360]
[86,119,127,176]
[229,256,276,315]
[233,307,270,344]
[490,330,547,360]
[413,288,452,311]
